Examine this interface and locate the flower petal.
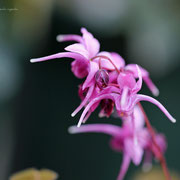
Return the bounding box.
[77,93,117,127]
[132,64,142,94]
[95,51,122,71]
[117,154,131,180]
[124,138,144,165]
[30,52,85,63]
[65,43,89,59]
[81,28,100,58]
[82,61,99,90]
[71,59,89,78]
[120,87,129,110]
[110,52,125,68]
[68,124,123,137]
[71,85,95,117]
[82,110,92,123]
[136,94,176,123]
[143,76,159,96]
[117,72,136,90]
[125,64,159,96]
[133,105,145,129]
[56,34,83,43]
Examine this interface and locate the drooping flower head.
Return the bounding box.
[30,28,175,180]
[75,65,175,127]
[68,106,167,180]
[30,28,159,97]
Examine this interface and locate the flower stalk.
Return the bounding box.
[138,102,171,180]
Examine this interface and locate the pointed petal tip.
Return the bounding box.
[171,118,176,123]
[81,27,87,33]
[82,84,86,91]
[68,126,76,134]
[30,59,37,63]
[153,88,160,97]
[77,122,81,128]
[56,35,64,42]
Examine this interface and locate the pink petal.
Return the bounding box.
[82,61,99,90]
[133,105,145,129]
[82,110,92,123]
[30,52,85,63]
[95,51,122,71]
[77,93,117,127]
[110,52,125,68]
[117,154,131,180]
[71,59,89,78]
[71,85,95,117]
[117,72,136,90]
[143,76,159,96]
[125,64,159,96]
[132,65,142,94]
[109,71,119,83]
[56,34,83,43]
[152,134,167,156]
[124,138,144,165]
[68,124,123,137]
[136,94,176,123]
[120,87,129,110]
[65,43,89,59]
[81,28,100,58]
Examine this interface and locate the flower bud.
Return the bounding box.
[95,69,109,89]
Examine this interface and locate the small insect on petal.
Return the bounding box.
[95,69,109,89]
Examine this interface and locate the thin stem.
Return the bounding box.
[108,83,119,88]
[98,57,102,69]
[91,55,120,73]
[138,102,171,180]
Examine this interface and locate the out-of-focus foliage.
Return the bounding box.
[132,167,180,180]
[0,0,180,180]
[9,168,58,180]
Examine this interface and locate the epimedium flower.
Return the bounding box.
[76,65,175,127]
[30,28,159,120]
[30,28,126,117]
[72,63,158,121]
[29,27,175,180]
[68,106,167,180]
[125,64,159,96]
[30,28,124,80]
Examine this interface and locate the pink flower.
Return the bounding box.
[30,28,160,120]
[76,65,175,127]
[125,64,159,96]
[30,28,126,117]
[30,27,174,180]
[68,106,167,180]
[30,28,124,78]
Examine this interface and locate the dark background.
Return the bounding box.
[0,0,180,179]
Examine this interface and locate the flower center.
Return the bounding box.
[95,69,109,89]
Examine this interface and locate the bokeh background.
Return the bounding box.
[0,0,180,179]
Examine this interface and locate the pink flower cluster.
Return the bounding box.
[30,28,175,180]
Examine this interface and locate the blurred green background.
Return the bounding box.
[0,0,180,179]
